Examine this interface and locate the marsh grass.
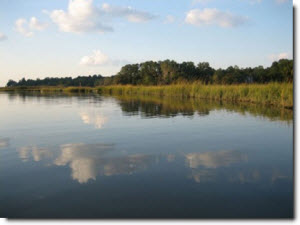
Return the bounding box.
[0,82,293,107]
[98,82,293,108]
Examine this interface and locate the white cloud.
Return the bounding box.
[164,15,175,24]
[185,8,248,28]
[49,0,155,34]
[79,50,128,67]
[80,50,110,66]
[101,3,155,23]
[0,33,7,41]
[29,17,48,31]
[50,0,113,33]
[15,17,47,37]
[15,18,34,37]
[269,52,291,61]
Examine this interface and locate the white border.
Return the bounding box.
[0,1,298,224]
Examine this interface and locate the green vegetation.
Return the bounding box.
[2,58,293,107]
[0,82,293,108]
[98,82,293,108]
[5,59,293,87]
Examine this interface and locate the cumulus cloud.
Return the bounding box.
[269,52,291,61]
[15,19,34,37]
[29,17,48,31]
[0,33,7,41]
[79,50,129,67]
[101,3,155,23]
[15,17,47,37]
[80,50,110,66]
[185,8,248,28]
[50,0,113,33]
[49,0,155,34]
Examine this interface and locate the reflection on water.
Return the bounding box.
[0,138,9,148]
[114,94,293,122]
[0,92,293,218]
[13,144,292,188]
[79,111,108,129]
[54,143,113,183]
[3,92,293,122]
[185,150,248,169]
[15,143,156,184]
[18,146,52,162]
[54,143,155,183]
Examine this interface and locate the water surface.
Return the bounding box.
[0,92,293,218]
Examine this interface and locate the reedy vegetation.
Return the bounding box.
[0,82,293,108]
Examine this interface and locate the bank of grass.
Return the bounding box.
[98,82,293,108]
[0,82,293,108]
[0,86,97,93]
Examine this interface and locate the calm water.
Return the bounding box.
[0,92,293,219]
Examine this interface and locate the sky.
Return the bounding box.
[0,0,293,86]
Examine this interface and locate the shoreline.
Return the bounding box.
[0,83,293,108]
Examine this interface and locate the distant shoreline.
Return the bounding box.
[0,83,293,108]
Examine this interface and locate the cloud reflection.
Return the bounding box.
[54,143,154,183]
[18,146,52,162]
[186,150,247,169]
[80,111,108,129]
[186,150,248,183]
[0,138,9,148]
[54,143,112,183]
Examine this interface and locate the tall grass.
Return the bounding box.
[98,82,293,108]
[0,82,293,107]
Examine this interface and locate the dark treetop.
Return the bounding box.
[6,59,293,87]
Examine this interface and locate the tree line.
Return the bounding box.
[6,59,293,87]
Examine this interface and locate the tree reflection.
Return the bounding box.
[113,95,293,122]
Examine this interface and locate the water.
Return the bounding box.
[0,92,293,218]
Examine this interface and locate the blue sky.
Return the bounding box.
[0,0,293,86]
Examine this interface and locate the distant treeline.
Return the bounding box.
[6,59,293,87]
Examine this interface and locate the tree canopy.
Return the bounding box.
[6,59,293,87]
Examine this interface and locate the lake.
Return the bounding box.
[0,92,294,219]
